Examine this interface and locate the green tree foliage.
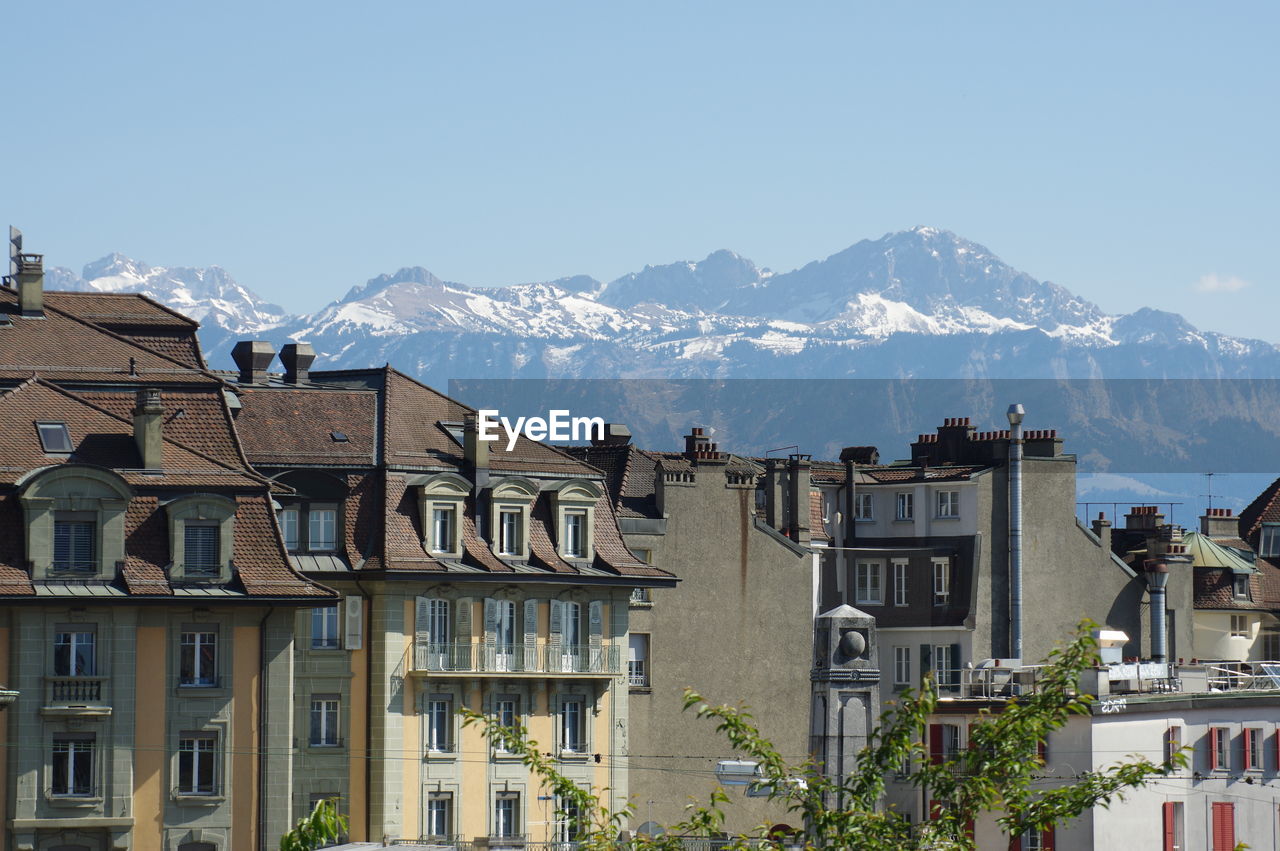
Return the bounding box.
[464,621,1188,850]
[279,797,348,851]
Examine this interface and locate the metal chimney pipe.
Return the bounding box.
[1144,559,1170,663]
[1007,403,1025,661]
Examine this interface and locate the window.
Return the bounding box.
[423,598,451,670]
[1208,726,1229,771]
[933,559,952,605]
[893,560,909,606]
[494,791,521,838]
[431,506,454,553]
[630,587,652,605]
[1260,525,1280,557]
[1164,726,1182,764]
[308,508,337,550]
[561,698,585,753]
[855,561,883,605]
[179,630,217,687]
[311,605,339,650]
[310,696,340,746]
[563,510,586,558]
[629,634,649,687]
[1162,800,1184,851]
[54,628,96,676]
[51,735,94,796]
[53,517,95,570]
[279,508,299,551]
[427,697,453,753]
[854,492,873,520]
[177,734,217,795]
[936,490,959,518]
[630,547,652,563]
[426,792,453,839]
[1243,728,1262,771]
[934,644,959,690]
[1233,576,1250,600]
[493,696,519,753]
[37,421,73,453]
[1019,828,1054,850]
[895,492,913,521]
[1230,614,1249,638]
[1264,630,1280,660]
[183,523,220,575]
[557,794,584,842]
[499,509,521,557]
[893,646,911,687]
[929,723,961,764]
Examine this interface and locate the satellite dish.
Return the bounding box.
[636,821,664,837]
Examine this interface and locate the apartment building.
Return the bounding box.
[0,258,334,850]
[567,429,815,834]
[808,417,1195,693]
[225,346,675,844]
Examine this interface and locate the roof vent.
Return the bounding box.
[231,340,276,385]
[279,342,316,384]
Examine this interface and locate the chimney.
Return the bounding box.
[1092,512,1112,553]
[838,446,879,466]
[764,458,787,529]
[14,252,44,318]
[1200,507,1238,538]
[683,426,722,461]
[133,388,163,469]
[590,423,631,446]
[279,342,316,384]
[788,453,812,545]
[230,340,276,385]
[1124,505,1165,531]
[463,412,489,487]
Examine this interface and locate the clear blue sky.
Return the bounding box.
[5,2,1277,339]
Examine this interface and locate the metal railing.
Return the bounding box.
[1202,659,1280,691]
[413,642,621,675]
[45,677,107,704]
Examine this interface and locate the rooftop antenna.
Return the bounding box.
[1201,472,1217,511]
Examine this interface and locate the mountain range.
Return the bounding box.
[46,227,1280,390]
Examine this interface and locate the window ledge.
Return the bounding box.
[305,743,345,752]
[854,517,875,523]
[46,794,102,807]
[628,601,654,610]
[172,793,225,805]
[933,515,960,521]
[629,686,652,695]
[492,751,524,762]
[174,685,229,698]
[426,751,458,763]
[556,751,591,762]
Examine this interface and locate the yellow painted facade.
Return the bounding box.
[133,625,166,851]
[347,598,369,842]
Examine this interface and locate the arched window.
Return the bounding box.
[18,465,131,581]
[415,473,471,558]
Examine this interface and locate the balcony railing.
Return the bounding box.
[412,642,621,676]
[44,677,107,704]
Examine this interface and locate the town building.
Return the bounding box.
[224,347,676,844]
[0,255,334,850]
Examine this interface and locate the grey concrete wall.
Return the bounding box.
[624,466,812,834]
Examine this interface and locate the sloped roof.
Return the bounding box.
[1239,475,1280,540]
[235,387,378,466]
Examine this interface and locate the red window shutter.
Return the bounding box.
[1008,835,1021,851]
[1211,802,1235,851]
[1208,728,1219,769]
[929,799,942,821]
[965,819,975,839]
[1042,826,1055,851]
[1162,802,1176,851]
[1244,729,1254,770]
[1037,739,1048,762]
[930,724,944,765]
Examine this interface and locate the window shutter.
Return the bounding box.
[1211,802,1234,851]
[414,597,432,648]
[1162,802,1175,851]
[929,723,944,765]
[1037,738,1048,763]
[1042,826,1055,851]
[455,597,473,651]
[1008,836,1020,851]
[550,600,564,643]
[1208,728,1219,770]
[950,644,961,687]
[589,600,604,671]
[344,596,363,650]
[483,598,498,668]
[920,645,932,683]
[523,599,539,668]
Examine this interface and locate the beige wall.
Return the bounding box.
[134,625,166,851]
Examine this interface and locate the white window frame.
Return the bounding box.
[498,509,522,557]
[431,506,455,554]
[936,490,959,518]
[307,507,338,551]
[1210,726,1229,771]
[310,696,341,747]
[892,560,909,607]
[563,510,587,559]
[426,792,453,838]
[494,791,521,838]
[855,561,884,606]
[628,634,649,687]
[1230,614,1249,638]
[893,646,911,687]
[311,605,340,650]
[51,735,95,797]
[854,492,873,521]
[54,627,97,677]
[1260,525,1280,557]
[895,492,913,521]
[560,696,586,754]
[177,733,218,796]
[179,630,218,687]
[427,696,454,754]
[933,558,952,606]
[493,695,519,754]
[934,644,957,689]
[279,507,299,551]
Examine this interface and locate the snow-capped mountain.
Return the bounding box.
[48,228,1280,388]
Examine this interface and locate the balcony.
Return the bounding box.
[42,677,111,717]
[410,642,621,677]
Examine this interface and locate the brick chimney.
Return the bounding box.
[683,427,723,462]
[133,388,163,469]
[279,342,316,384]
[230,340,276,385]
[1124,505,1165,531]
[1200,507,1239,538]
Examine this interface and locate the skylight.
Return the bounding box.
[36,422,73,453]
[330,431,349,443]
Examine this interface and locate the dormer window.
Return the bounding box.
[183,522,221,576]
[499,510,522,556]
[37,422,73,454]
[550,479,604,562]
[431,506,455,554]
[1234,575,1251,600]
[308,508,337,551]
[1260,525,1280,558]
[165,494,237,583]
[415,473,470,560]
[53,515,96,571]
[20,465,131,581]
